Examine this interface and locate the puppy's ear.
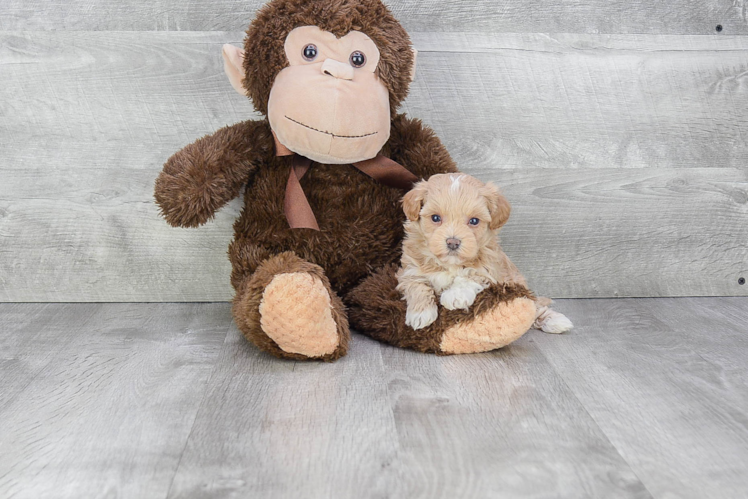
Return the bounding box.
[402,180,428,221]
[481,182,511,230]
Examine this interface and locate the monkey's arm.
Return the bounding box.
[387,114,458,179]
[154,120,270,228]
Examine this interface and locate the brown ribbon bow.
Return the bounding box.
[274,133,418,230]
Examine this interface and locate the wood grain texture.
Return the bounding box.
[167,327,403,498]
[2,299,747,497]
[408,33,748,171]
[134,313,648,498]
[1,0,746,34]
[1,31,747,300]
[0,303,103,409]
[376,342,650,497]
[0,303,229,497]
[536,298,748,497]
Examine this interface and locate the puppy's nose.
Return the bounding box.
[446,238,461,251]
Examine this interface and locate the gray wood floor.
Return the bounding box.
[1,298,747,497]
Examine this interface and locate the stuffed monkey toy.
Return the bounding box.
[154,0,537,361]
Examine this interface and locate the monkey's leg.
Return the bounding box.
[232,251,349,361]
[347,265,535,355]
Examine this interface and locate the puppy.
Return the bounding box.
[396,173,573,334]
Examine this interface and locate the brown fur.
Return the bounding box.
[154,120,271,228]
[223,115,457,296]
[346,265,534,354]
[154,0,537,360]
[157,119,456,359]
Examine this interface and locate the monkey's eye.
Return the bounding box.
[302,44,318,61]
[349,50,366,68]
[468,218,480,226]
[431,214,442,223]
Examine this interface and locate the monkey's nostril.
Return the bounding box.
[446,238,461,251]
[323,70,333,76]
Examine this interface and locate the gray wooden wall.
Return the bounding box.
[1,1,747,301]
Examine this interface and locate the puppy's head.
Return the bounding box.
[402,173,511,266]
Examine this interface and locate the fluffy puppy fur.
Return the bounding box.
[396,173,573,334]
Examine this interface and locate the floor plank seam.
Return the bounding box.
[530,334,656,499]
[164,321,235,499]
[374,340,405,497]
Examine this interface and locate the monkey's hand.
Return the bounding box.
[154,120,266,228]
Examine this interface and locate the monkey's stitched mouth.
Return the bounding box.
[285,116,378,139]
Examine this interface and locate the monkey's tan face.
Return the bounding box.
[267,26,391,164]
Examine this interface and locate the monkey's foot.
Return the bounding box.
[439,296,535,354]
[233,252,349,361]
[346,265,535,355]
[260,272,339,357]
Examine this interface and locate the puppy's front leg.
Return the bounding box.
[440,276,487,311]
[397,278,439,330]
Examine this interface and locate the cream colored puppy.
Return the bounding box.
[396,173,573,334]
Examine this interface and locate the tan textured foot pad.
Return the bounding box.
[346,264,536,355]
[259,272,340,357]
[440,297,535,354]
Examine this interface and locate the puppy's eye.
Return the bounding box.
[302,44,318,61]
[431,214,442,223]
[468,218,480,226]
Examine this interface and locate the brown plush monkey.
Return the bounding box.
[154,0,537,361]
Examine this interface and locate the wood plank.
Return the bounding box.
[0,32,259,153]
[489,167,748,299]
[1,300,747,496]
[534,297,748,497]
[0,166,241,302]
[377,340,650,498]
[0,303,229,497]
[0,303,102,409]
[4,31,748,173]
[709,296,748,326]
[2,31,748,300]
[167,329,403,498]
[0,0,745,34]
[406,33,748,171]
[168,328,649,498]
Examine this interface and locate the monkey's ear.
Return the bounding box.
[481,181,511,230]
[402,180,428,221]
[410,48,418,82]
[222,44,246,96]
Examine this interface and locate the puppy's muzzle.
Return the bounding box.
[446,238,461,251]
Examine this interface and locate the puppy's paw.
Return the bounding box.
[535,310,573,334]
[405,304,439,330]
[440,286,477,311]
